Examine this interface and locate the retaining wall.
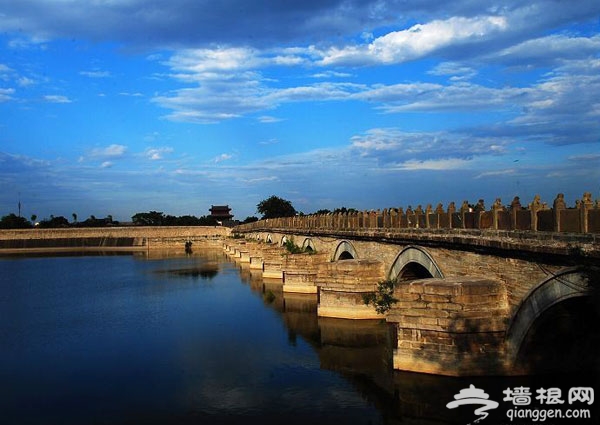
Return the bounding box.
[0,226,231,252]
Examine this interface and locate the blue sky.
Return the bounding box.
[1,1,599,222]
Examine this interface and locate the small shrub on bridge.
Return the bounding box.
[284,238,312,254]
[363,280,399,314]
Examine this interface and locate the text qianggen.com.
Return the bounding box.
[506,407,591,422]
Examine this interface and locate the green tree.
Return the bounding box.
[363,280,399,314]
[38,215,70,228]
[0,213,32,229]
[256,195,296,219]
[131,211,166,226]
[333,207,358,214]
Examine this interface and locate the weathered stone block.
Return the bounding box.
[421,293,451,303]
[426,302,463,311]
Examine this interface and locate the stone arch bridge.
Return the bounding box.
[227,193,600,377]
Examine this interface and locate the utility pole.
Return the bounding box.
[18,192,21,218]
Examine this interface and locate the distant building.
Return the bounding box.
[209,205,234,222]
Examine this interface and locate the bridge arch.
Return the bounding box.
[280,235,289,246]
[302,238,316,252]
[332,240,358,261]
[506,267,598,371]
[388,246,444,282]
[265,234,273,244]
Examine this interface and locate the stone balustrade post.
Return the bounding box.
[447,202,456,229]
[406,206,414,228]
[459,201,470,229]
[529,195,542,231]
[370,210,378,228]
[474,199,485,229]
[415,205,424,228]
[552,193,566,232]
[492,198,504,230]
[580,192,593,233]
[425,204,433,228]
[434,203,444,229]
[390,208,398,228]
[510,196,522,230]
[382,208,389,228]
[397,207,405,228]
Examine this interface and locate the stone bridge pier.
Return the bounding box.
[387,277,509,376]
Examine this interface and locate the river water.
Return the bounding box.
[1,249,597,425]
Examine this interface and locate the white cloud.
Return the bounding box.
[214,153,233,163]
[428,62,477,81]
[90,144,127,158]
[43,94,72,103]
[349,128,509,162]
[320,15,508,66]
[393,158,472,171]
[0,64,14,81]
[0,88,15,102]
[17,76,35,86]
[145,147,173,160]
[259,138,279,145]
[257,115,284,123]
[80,70,111,78]
[475,169,517,179]
[240,176,279,184]
[491,34,600,68]
[311,70,352,79]
[568,153,600,162]
[365,82,531,113]
[166,47,261,75]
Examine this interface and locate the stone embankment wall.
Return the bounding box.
[0,226,231,252]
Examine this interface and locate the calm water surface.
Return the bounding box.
[1,250,597,425]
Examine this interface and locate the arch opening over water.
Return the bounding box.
[280,235,289,246]
[397,262,433,281]
[302,238,315,252]
[388,246,443,282]
[332,241,357,261]
[514,296,600,374]
[506,267,600,373]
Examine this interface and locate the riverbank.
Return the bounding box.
[0,226,231,254]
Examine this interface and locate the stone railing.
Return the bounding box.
[237,193,600,234]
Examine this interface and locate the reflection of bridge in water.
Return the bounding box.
[229,193,600,378]
[233,256,598,425]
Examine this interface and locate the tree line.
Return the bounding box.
[0,195,347,229]
[0,211,259,229]
[0,213,121,229]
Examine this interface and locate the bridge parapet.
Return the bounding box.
[236,192,600,234]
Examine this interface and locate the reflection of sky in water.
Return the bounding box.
[0,253,382,424]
